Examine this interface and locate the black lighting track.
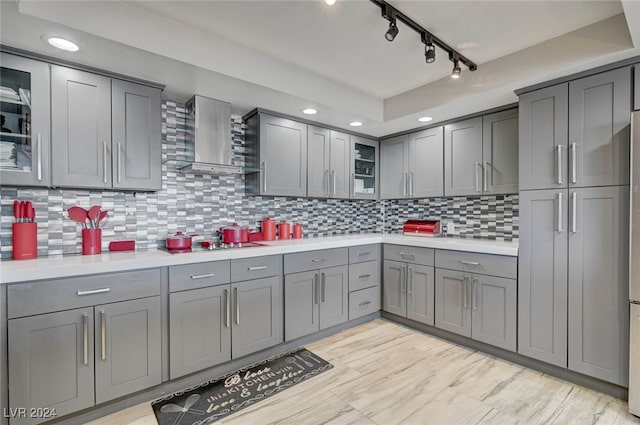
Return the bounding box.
[369,0,478,72]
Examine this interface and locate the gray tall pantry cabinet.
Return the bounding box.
[0,53,51,187]
[51,66,161,191]
[517,66,631,386]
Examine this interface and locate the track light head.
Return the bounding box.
[385,20,398,42]
[424,43,436,64]
[451,59,462,79]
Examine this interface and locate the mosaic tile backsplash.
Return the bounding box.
[0,101,518,259]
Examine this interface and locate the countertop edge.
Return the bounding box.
[0,234,518,284]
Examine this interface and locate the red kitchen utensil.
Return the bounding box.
[13,200,20,222]
[87,205,101,228]
[68,206,88,228]
[25,202,34,222]
[97,210,108,228]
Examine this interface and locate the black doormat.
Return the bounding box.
[151,348,333,425]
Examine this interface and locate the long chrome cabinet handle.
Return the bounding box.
[403,173,408,196]
[571,192,577,233]
[359,301,372,307]
[100,310,106,361]
[351,173,356,197]
[191,273,214,280]
[36,134,42,181]
[399,252,416,260]
[248,266,267,271]
[410,171,415,197]
[314,273,319,304]
[460,260,480,266]
[324,169,329,196]
[332,170,337,195]
[556,145,563,185]
[408,267,413,296]
[557,192,563,232]
[224,289,230,328]
[570,143,577,184]
[117,142,123,184]
[262,161,267,192]
[103,141,108,184]
[463,276,469,309]
[358,274,371,279]
[83,313,89,366]
[321,272,326,302]
[473,278,479,311]
[311,258,327,263]
[77,288,111,296]
[400,267,405,294]
[235,287,240,325]
[475,162,482,193]
[483,161,490,192]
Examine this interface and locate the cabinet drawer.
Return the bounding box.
[284,248,348,274]
[435,250,517,279]
[231,255,282,282]
[384,244,434,266]
[349,244,380,264]
[349,286,380,320]
[8,269,161,319]
[169,261,230,292]
[349,261,380,292]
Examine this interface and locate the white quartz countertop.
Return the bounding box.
[0,234,518,284]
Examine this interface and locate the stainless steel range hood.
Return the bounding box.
[182,95,242,175]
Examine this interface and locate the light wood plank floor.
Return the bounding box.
[88,319,640,425]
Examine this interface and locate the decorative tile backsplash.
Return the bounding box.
[0,101,518,259]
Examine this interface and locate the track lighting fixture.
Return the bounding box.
[385,20,399,42]
[370,0,477,75]
[451,59,461,79]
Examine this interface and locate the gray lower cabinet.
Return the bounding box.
[519,186,629,384]
[434,269,470,337]
[284,265,348,341]
[51,65,162,190]
[567,186,629,386]
[444,117,483,196]
[169,286,231,379]
[307,126,350,198]
[382,260,434,326]
[94,297,161,403]
[8,308,95,425]
[518,189,568,367]
[232,276,283,358]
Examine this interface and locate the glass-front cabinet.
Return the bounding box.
[350,135,379,199]
[0,53,50,186]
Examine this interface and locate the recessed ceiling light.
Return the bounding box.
[47,37,79,52]
[324,0,336,5]
[349,121,363,127]
[302,108,318,115]
[418,116,433,122]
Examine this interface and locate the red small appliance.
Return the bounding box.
[402,219,442,237]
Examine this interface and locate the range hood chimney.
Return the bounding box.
[182,95,242,175]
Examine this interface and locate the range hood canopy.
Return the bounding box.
[183,95,242,175]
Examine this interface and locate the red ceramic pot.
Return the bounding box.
[218,223,249,244]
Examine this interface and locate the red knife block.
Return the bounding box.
[12,223,37,260]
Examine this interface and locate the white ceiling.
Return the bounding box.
[1,0,639,136]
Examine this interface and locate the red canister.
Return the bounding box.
[262,217,276,241]
[278,221,290,240]
[293,223,303,239]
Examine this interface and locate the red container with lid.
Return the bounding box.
[262,217,276,241]
[166,231,196,250]
[292,223,303,239]
[278,221,290,240]
[218,223,249,244]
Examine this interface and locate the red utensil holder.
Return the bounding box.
[12,223,37,260]
[82,229,102,255]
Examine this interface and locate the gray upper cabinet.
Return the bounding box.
[406,264,435,326]
[568,186,629,386]
[0,53,51,187]
[482,109,518,194]
[258,114,308,197]
[94,296,161,403]
[569,68,631,187]
[518,189,568,367]
[380,127,444,199]
[380,135,408,199]
[518,84,569,191]
[444,117,483,196]
[307,126,349,198]
[350,135,378,200]
[635,65,639,111]
[51,66,112,188]
[408,127,444,198]
[9,308,94,425]
[169,285,231,379]
[231,276,283,358]
[519,67,630,191]
[51,66,162,190]
[111,80,162,191]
